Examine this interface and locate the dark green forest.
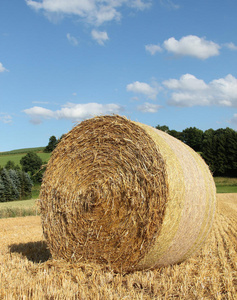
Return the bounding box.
[156,125,237,177]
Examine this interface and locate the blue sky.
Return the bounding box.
[0,0,237,152]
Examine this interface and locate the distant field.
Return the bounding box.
[0,198,36,209]
[0,150,51,168]
[0,184,41,218]
[214,177,237,193]
[0,147,45,155]
[215,186,237,193]
[0,198,38,218]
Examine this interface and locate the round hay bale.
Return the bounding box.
[40,115,216,272]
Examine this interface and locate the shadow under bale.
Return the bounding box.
[9,241,51,263]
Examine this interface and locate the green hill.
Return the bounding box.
[0,147,45,156]
[0,147,51,168]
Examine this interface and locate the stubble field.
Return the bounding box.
[0,193,236,299]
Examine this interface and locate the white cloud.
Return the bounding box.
[163,35,220,59]
[23,106,55,124]
[126,81,159,100]
[210,75,237,105]
[25,0,151,26]
[67,33,79,46]
[225,42,237,51]
[0,62,8,73]
[163,74,237,107]
[159,0,179,10]
[91,30,109,45]
[163,74,208,91]
[23,102,123,124]
[145,44,163,55]
[0,113,12,124]
[137,102,161,113]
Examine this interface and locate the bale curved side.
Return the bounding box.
[134,124,216,270]
[40,115,216,272]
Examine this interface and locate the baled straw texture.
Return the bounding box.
[40,115,216,272]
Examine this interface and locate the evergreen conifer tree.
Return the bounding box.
[8,169,20,200]
[0,168,13,201]
[202,129,216,174]
[225,128,237,176]
[0,177,5,202]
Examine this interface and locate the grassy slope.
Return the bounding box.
[0,152,51,168]
[0,147,45,155]
[214,177,237,193]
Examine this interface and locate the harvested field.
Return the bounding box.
[0,194,236,299]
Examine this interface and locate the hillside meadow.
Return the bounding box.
[0,151,51,168]
[0,193,236,299]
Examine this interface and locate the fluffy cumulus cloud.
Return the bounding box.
[145,35,224,59]
[23,102,123,124]
[0,62,8,73]
[145,44,163,55]
[91,30,109,45]
[163,74,237,107]
[66,33,79,46]
[126,81,159,100]
[163,74,208,91]
[0,113,12,124]
[137,102,161,113]
[163,35,220,59]
[25,0,151,26]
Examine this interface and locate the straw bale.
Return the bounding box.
[40,115,216,272]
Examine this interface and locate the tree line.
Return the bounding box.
[1,126,236,202]
[156,125,237,177]
[38,129,237,178]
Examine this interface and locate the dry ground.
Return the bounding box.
[0,194,236,299]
